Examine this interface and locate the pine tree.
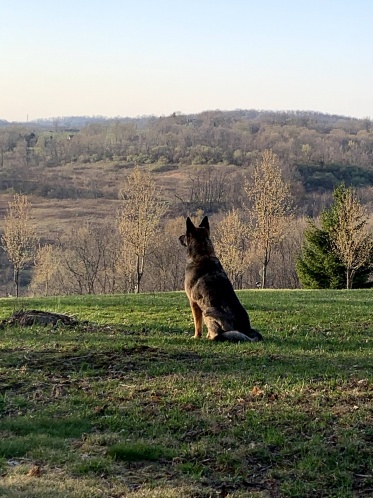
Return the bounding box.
[297,185,373,289]
[296,222,345,289]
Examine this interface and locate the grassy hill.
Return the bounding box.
[0,290,372,497]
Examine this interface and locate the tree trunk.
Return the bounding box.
[14,268,19,298]
[346,269,355,290]
[261,262,267,289]
[135,255,143,294]
[261,245,271,289]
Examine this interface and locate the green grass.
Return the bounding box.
[0,290,372,497]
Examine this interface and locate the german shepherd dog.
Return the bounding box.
[179,216,263,342]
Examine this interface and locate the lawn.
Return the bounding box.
[0,290,372,497]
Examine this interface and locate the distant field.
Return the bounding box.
[0,162,206,240]
[0,290,372,497]
[0,192,121,240]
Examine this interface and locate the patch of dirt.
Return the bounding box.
[0,309,80,328]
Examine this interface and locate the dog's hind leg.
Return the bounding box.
[203,307,228,340]
[190,300,203,338]
[204,307,263,342]
[203,315,223,341]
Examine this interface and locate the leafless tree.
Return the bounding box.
[187,167,229,213]
[330,188,373,289]
[118,167,167,293]
[31,244,60,296]
[244,150,294,288]
[267,217,306,288]
[51,223,121,295]
[1,194,38,297]
[214,209,252,289]
[145,217,186,292]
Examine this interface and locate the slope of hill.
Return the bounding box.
[1,109,372,214]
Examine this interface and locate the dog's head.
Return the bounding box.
[179,216,215,259]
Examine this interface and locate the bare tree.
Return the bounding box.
[145,217,186,292]
[57,223,117,295]
[330,187,373,289]
[31,244,60,296]
[268,217,306,288]
[44,224,125,296]
[1,194,38,297]
[118,167,167,293]
[214,209,252,289]
[244,149,293,288]
[187,167,229,213]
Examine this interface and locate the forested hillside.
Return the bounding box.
[1,109,373,208]
[1,109,373,295]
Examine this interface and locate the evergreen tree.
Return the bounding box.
[296,222,345,289]
[297,185,373,289]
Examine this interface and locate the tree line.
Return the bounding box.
[1,110,373,215]
[1,151,372,297]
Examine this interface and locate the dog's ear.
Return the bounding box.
[186,217,196,234]
[199,216,209,232]
[179,234,187,247]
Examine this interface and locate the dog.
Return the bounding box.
[179,216,263,342]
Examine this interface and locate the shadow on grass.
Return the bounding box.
[2,337,371,384]
[0,416,92,460]
[1,337,372,497]
[0,344,201,376]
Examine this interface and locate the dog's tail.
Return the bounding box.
[217,329,263,343]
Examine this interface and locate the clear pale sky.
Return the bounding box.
[1,0,372,122]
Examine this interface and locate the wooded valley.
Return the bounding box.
[1,109,373,296]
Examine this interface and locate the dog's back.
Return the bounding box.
[179,216,263,342]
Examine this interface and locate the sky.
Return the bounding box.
[1,0,373,122]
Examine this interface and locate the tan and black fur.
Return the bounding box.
[179,216,263,342]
